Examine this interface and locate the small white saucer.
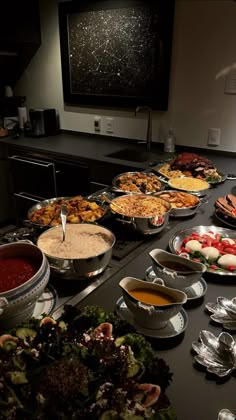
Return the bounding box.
[116,296,188,339]
[145,266,207,301]
[33,284,58,319]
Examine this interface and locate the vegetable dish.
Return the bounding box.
[0,305,176,419]
[113,172,163,193]
[28,196,106,226]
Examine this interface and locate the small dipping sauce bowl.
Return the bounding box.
[149,248,206,292]
[119,276,187,329]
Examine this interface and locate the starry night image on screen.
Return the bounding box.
[68,6,160,97]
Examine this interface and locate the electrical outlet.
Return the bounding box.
[94,116,101,132]
[208,128,221,146]
[105,117,114,133]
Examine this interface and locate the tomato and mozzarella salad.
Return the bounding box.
[178,230,236,271]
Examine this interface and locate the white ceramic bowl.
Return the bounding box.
[149,248,206,292]
[0,241,50,329]
[119,277,187,329]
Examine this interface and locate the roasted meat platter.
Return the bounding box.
[154,152,226,184]
[214,194,236,227]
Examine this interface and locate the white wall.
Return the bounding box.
[15,0,236,152]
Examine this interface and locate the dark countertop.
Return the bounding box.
[0,130,234,173]
[0,131,165,169]
[53,157,236,420]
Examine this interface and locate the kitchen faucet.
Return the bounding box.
[135,106,152,152]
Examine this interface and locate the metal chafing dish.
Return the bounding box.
[167,177,210,197]
[27,196,107,228]
[36,222,116,280]
[154,190,207,218]
[104,193,171,235]
[111,171,165,194]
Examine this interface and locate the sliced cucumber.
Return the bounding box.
[16,327,37,341]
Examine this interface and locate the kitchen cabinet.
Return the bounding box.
[8,151,90,219]
[88,160,141,193]
[7,146,141,219]
[0,0,41,88]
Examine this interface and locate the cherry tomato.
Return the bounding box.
[227,265,236,271]
[223,247,236,255]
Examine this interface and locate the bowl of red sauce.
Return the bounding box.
[0,241,50,329]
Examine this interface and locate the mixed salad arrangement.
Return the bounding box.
[0,305,176,419]
[178,230,236,272]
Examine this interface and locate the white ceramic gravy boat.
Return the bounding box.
[119,276,187,329]
[149,248,206,292]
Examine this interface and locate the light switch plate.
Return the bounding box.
[225,77,236,94]
[208,128,221,146]
[105,117,114,133]
[94,116,101,132]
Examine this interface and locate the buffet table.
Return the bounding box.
[51,154,236,420]
[1,131,236,419]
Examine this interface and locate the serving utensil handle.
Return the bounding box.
[61,204,67,242]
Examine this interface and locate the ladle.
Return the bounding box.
[60,204,67,242]
[100,194,125,213]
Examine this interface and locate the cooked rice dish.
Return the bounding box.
[110,195,170,217]
[37,224,113,259]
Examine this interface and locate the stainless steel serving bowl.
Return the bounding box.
[154,190,207,218]
[111,171,165,195]
[167,177,210,197]
[109,194,171,235]
[37,223,116,279]
[27,196,107,228]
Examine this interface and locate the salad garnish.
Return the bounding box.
[178,230,236,272]
[0,305,176,419]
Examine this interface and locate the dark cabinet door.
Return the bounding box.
[55,160,89,197]
[9,155,57,199]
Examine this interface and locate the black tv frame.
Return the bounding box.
[58,0,175,110]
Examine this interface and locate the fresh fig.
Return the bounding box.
[137,383,161,408]
[40,317,57,327]
[94,322,113,339]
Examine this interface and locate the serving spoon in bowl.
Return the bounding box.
[60,204,67,242]
[100,194,125,213]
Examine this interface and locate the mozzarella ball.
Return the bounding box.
[185,240,202,252]
[221,238,235,245]
[218,254,236,267]
[200,246,220,260]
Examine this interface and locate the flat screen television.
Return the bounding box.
[58,0,175,110]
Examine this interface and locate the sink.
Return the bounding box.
[105,148,159,163]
